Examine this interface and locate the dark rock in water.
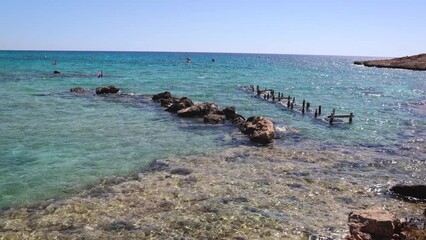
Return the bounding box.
[166,97,194,113]
[232,115,246,127]
[95,85,119,94]
[222,106,237,120]
[152,91,171,101]
[70,87,90,93]
[53,70,60,74]
[241,116,275,144]
[347,209,398,240]
[177,102,218,118]
[160,97,174,107]
[390,185,426,202]
[170,167,193,175]
[203,113,226,124]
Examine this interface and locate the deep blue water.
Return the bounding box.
[0,51,425,208]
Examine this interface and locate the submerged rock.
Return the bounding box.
[177,102,219,118]
[70,87,90,93]
[53,70,61,74]
[390,185,426,202]
[241,116,275,144]
[203,113,226,124]
[95,85,120,94]
[348,209,398,240]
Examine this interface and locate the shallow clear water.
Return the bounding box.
[0,51,425,209]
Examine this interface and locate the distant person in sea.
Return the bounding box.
[52,60,56,65]
[186,58,191,63]
[212,58,215,62]
[96,70,103,78]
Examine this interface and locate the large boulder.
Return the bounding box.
[241,116,275,144]
[166,97,194,113]
[177,103,219,118]
[348,209,399,240]
[152,91,172,101]
[389,185,426,202]
[96,85,119,94]
[203,113,226,124]
[70,87,90,93]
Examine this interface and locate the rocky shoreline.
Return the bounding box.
[354,54,426,71]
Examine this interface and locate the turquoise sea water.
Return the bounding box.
[0,51,425,209]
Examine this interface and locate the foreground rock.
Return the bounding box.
[203,113,226,124]
[348,209,398,240]
[347,209,426,240]
[241,116,275,144]
[96,85,120,94]
[389,185,426,202]
[354,54,426,71]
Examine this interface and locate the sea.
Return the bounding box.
[0,51,425,236]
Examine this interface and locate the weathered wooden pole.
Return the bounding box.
[306,102,310,110]
[318,106,322,115]
[292,97,295,104]
[329,108,335,125]
[290,102,294,110]
[287,99,290,108]
[314,109,318,118]
[349,112,353,123]
[302,99,306,114]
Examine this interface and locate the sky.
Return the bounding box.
[0,0,425,57]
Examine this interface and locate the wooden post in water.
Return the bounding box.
[302,99,305,114]
[329,108,335,125]
[263,94,267,99]
[290,102,294,110]
[349,112,353,123]
[292,97,295,104]
[318,106,322,115]
[272,94,275,102]
[306,102,310,110]
[314,109,318,118]
[287,99,290,108]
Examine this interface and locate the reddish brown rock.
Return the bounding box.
[177,103,219,118]
[95,85,119,94]
[354,54,426,71]
[348,209,399,240]
[241,116,275,144]
[203,113,226,124]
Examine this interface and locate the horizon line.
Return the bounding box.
[0,49,395,59]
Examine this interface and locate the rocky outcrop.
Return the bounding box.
[70,87,90,93]
[152,91,275,144]
[177,103,219,118]
[354,54,426,71]
[389,185,426,202]
[95,85,120,94]
[53,70,61,74]
[241,116,275,144]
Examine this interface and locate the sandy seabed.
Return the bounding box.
[0,145,425,240]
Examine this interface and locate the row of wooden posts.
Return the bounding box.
[249,85,354,125]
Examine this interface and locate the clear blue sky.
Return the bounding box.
[1,0,425,57]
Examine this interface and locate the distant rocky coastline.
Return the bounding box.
[354,54,426,71]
